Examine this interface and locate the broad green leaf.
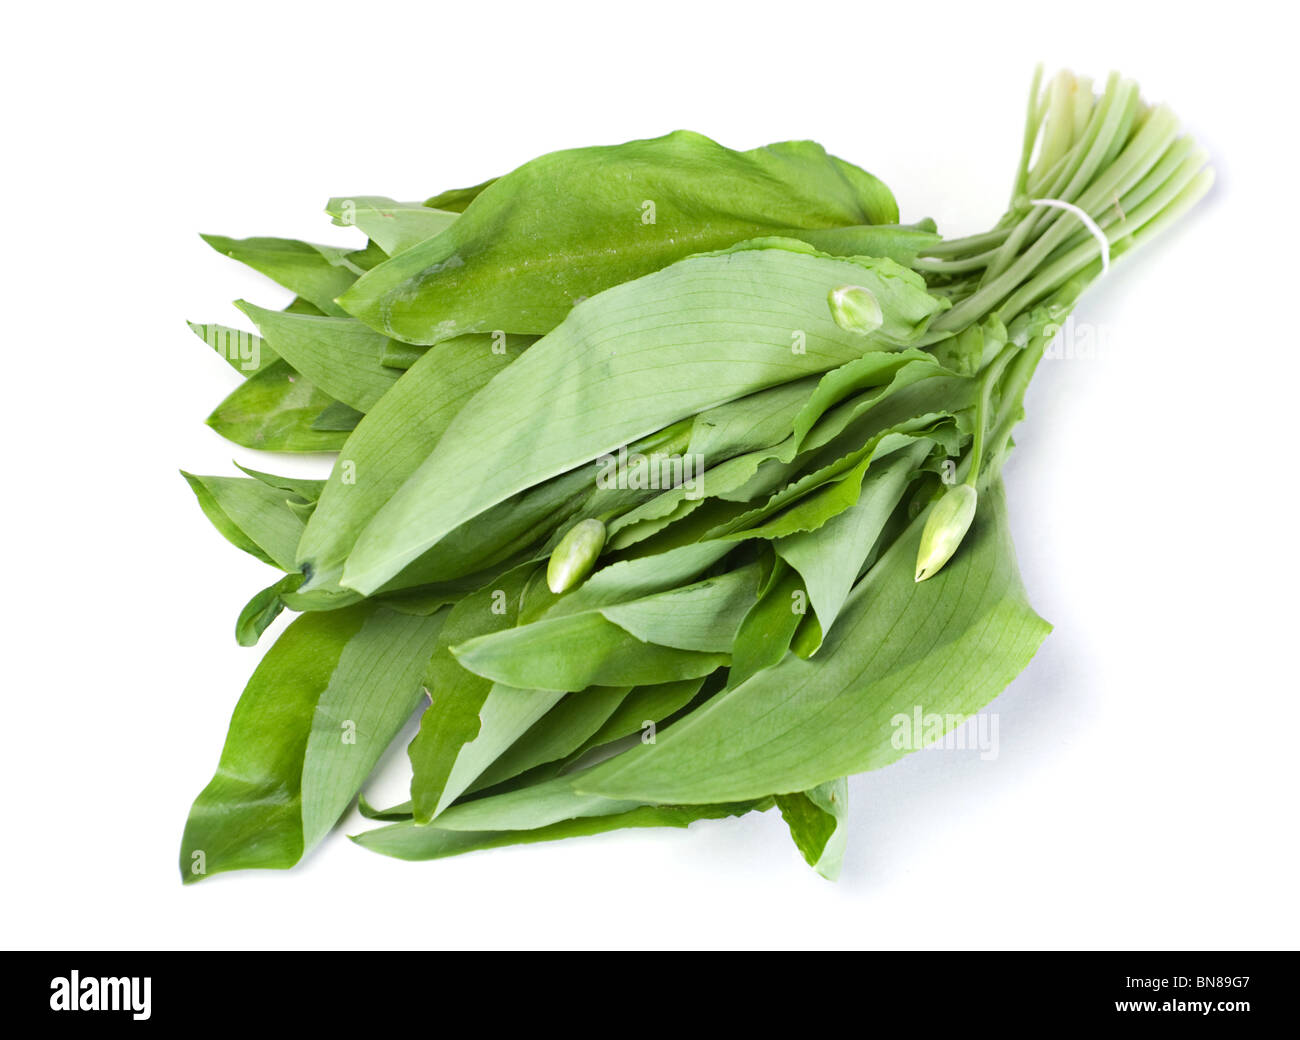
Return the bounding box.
[775,443,928,638]
[339,131,899,344]
[326,196,459,257]
[708,419,963,550]
[407,567,531,822]
[180,472,306,570]
[728,560,806,687]
[710,359,963,525]
[775,777,848,880]
[352,799,772,862]
[233,463,325,503]
[200,234,362,315]
[790,350,941,450]
[452,610,729,692]
[576,677,706,755]
[599,565,760,652]
[606,494,709,551]
[235,301,400,413]
[373,582,473,617]
[795,221,940,265]
[576,480,1051,803]
[344,241,946,593]
[424,179,497,212]
[367,463,590,594]
[715,431,943,546]
[206,359,348,453]
[435,683,567,812]
[480,676,715,794]
[296,333,527,592]
[187,321,276,376]
[546,540,735,618]
[347,239,389,271]
[490,676,721,795]
[433,773,644,831]
[795,360,966,458]
[179,603,443,882]
[185,299,323,381]
[299,610,446,849]
[686,376,819,463]
[469,685,632,793]
[309,400,364,432]
[529,417,698,541]
[605,436,799,548]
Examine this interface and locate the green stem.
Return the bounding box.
[965,343,1019,487]
[1010,64,1046,205]
[919,227,1012,258]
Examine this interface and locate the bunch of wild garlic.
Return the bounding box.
[180,68,1210,882]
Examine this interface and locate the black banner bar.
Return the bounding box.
[8,951,1289,1027]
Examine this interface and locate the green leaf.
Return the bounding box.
[576,677,706,755]
[325,196,459,257]
[721,431,942,549]
[576,479,1050,803]
[352,798,772,862]
[206,359,348,453]
[344,241,946,593]
[775,442,928,637]
[296,333,527,592]
[439,684,568,809]
[686,376,820,462]
[235,572,304,647]
[347,239,388,271]
[433,773,644,831]
[179,603,444,882]
[795,221,940,265]
[424,179,497,212]
[338,131,899,344]
[728,560,806,687]
[200,234,362,315]
[378,340,430,370]
[469,685,632,792]
[180,471,306,570]
[775,778,848,880]
[282,296,328,316]
[790,350,942,450]
[599,565,760,652]
[186,321,277,376]
[298,610,446,851]
[407,567,532,822]
[235,301,400,413]
[452,610,728,692]
[233,464,325,503]
[309,400,364,432]
[285,498,317,524]
[605,441,795,549]
[357,795,414,821]
[548,536,735,618]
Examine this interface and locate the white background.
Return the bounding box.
[2,0,1295,950]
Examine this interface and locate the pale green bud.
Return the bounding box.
[547,518,607,593]
[828,285,883,336]
[914,484,978,582]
